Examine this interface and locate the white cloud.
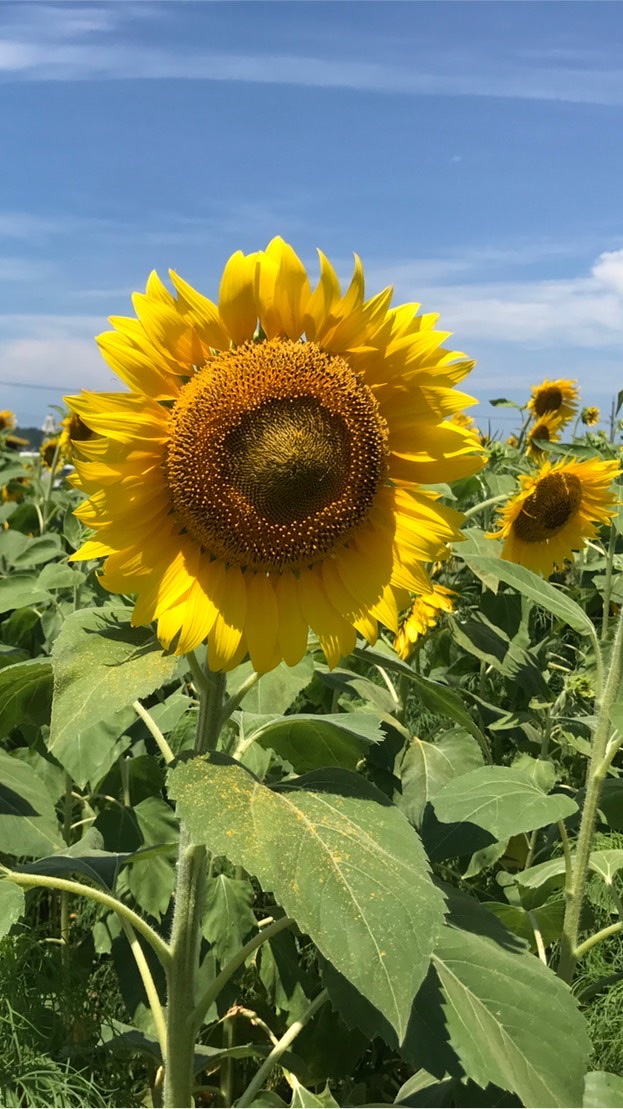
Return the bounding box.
[1,4,623,106]
[0,314,114,399]
[376,249,623,350]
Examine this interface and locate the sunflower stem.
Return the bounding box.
[558,602,623,982]
[600,521,618,642]
[163,658,226,1108]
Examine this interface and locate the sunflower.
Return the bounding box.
[40,438,60,469]
[394,584,456,660]
[60,412,95,461]
[526,411,562,461]
[581,406,600,427]
[507,435,519,448]
[527,378,578,426]
[488,457,621,577]
[66,238,484,673]
[0,410,16,432]
[448,411,476,431]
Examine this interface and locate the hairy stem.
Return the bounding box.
[163,658,226,1109]
[558,604,623,982]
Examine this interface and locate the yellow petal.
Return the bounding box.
[245,572,281,673]
[218,251,259,344]
[274,571,309,667]
[207,564,247,671]
[298,567,356,668]
[169,271,230,351]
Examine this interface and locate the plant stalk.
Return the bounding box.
[163,659,226,1108]
[558,603,623,982]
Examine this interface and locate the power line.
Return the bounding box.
[0,380,74,391]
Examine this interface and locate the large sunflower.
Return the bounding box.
[527,378,578,426]
[67,238,484,672]
[488,457,621,577]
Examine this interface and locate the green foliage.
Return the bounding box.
[3,415,623,1107]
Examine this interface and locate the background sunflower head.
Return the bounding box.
[527,378,579,427]
[67,237,485,673]
[581,406,600,427]
[487,456,621,578]
[526,411,563,461]
[394,584,456,660]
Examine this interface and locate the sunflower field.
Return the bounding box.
[2,239,623,1108]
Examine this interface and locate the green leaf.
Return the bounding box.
[9,534,63,568]
[247,712,382,772]
[0,574,52,615]
[0,748,63,856]
[227,657,314,714]
[125,797,178,919]
[169,755,445,1042]
[489,398,521,408]
[289,1080,339,1108]
[398,729,484,828]
[460,556,596,640]
[483,900,564,949]
[0,658,53,735]
[36,561,86,591]
[431,767,577,841]
[49,607,179,772]
[584,1071,623,1108]
[202,875,257,966]
[0,881,25,935]
[51,708,134,790]
[433,918,590,1107]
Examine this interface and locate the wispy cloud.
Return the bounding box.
[383,249,623,351]
[2,3,623,106]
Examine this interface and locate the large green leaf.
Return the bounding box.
[584,1071,623,1108]
[0,658,53,735]
[49,606,179,773]
[0,574,52,615]
[0,748,63,856]
[9,534,63,568]
[433,919,590,1107]
[397,729,484,828]
[227,657,314,714]
[460,555,596,639]
[247,712,383,772]
[169,755,445,1042]
[49,707,135,790]
[431,767,577,841]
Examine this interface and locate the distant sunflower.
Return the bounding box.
[67,238,484,672]
[60,412,95,460]
[448,411,476,431]
[40,438,60,469]
[526,411,562,461]
[394,584,456,659]
[581,406,600,427]
[527,378,578,426]
[0,410,16,432]
[507,435,519,448]
[488,457,621,577]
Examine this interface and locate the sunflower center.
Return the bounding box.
[531,422,550,442]
[534,386,563,416]
[166,338,389,571]
[513,472,582,543]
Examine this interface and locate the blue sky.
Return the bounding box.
[2,1,623,433]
